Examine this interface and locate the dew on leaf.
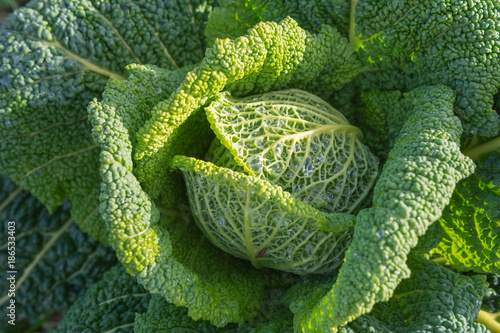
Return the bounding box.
[255,106,265,114]
[248,155,263,173]
[273,142,283,156]
[303,157,314,176]
[271,162,282,173]
[348,169,356,178]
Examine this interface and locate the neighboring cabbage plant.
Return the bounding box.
[172,89,379,274]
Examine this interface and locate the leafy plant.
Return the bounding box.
[171,89,377,274]
[1,0,500,332]
[288,257,491,333]
[0,178,116,332]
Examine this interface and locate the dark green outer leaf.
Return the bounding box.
[0,177,116,329]
[89,64,281,327]
[302,85,476,331]
[288,258,489,333]
[53,264,151,333]
[0,0,213,242]
[355,0,500,137]
[438,152,500,274]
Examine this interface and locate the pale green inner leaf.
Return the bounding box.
[206,89,379,214]
[173,156,352,275]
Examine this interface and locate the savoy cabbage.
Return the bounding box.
[0,0,500,332]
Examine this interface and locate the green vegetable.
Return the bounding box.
[302,85,475,331]
[205,89,378,214]
[288,257,490,333]
[1,0,500,332]
[171,89,377,274]
[87,14,367,325]
[53,264,151,333]
[89,63,282,327]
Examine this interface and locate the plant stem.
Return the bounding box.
[431,256,447,266]
[462,135,500,161]
[349,0,359,50]
[476,310,500,333]
[157,206,184,218]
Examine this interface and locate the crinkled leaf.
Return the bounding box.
[172,155,354,274]
[358,89,405,160]
[133,17,362,201]
[206,89,378,214]
[135,293,294,333]
[89,63,202,209]
[204,0,351,46]
[286,274,336,333]
[89,63,208,273]
[0,177,116,328]
[288,258,489,333]
[89,64,280,326]
[301,85,475,331]
[355,0,500,137]
[134,295,227,333]
[54,264,150,333]
[437,152,500,274]
[0,0,213,242]
[137,214,282,327]
[204,0,263,47]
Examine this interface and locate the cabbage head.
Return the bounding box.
[172,89,379,274]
